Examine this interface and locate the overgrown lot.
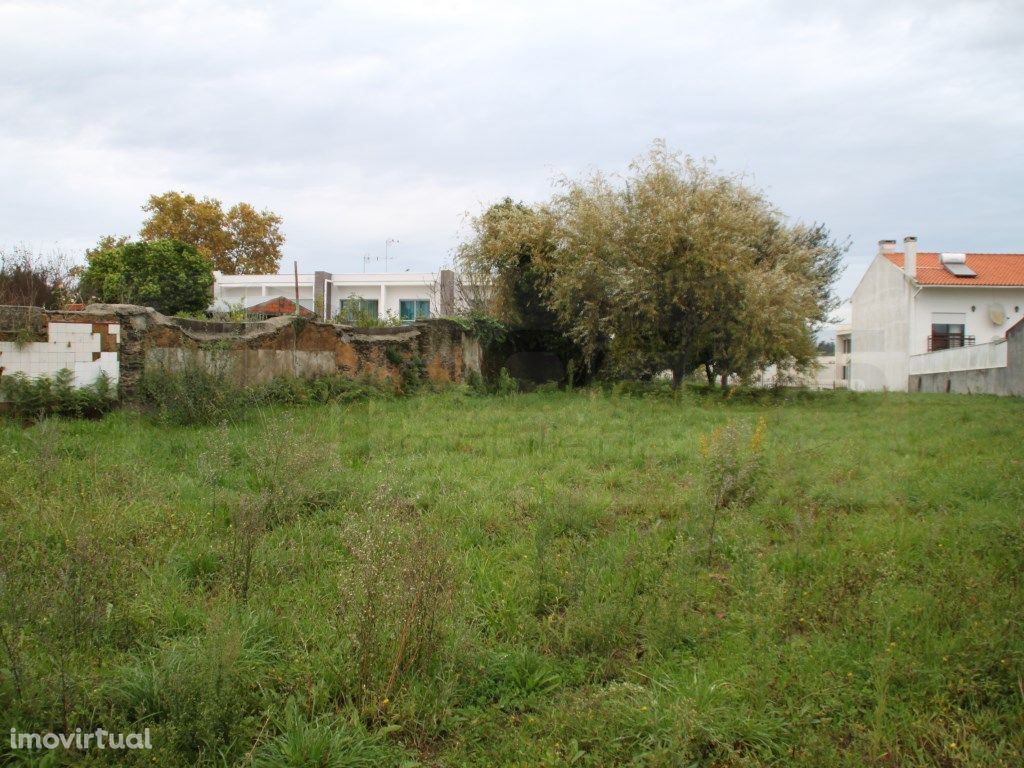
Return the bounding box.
[1,389,1022,766]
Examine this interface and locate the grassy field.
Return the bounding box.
[1,387,1022,766]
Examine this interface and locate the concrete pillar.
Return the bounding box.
[439,269,455,316]
[314,271,330,320]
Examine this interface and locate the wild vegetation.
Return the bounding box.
[0,245,78,309]
[0,387,1021,766]
[457,143,847,386]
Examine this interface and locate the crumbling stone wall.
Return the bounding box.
[0,304,482,400]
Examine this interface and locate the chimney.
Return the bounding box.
[903,236,917,280]
[878,239,896,257]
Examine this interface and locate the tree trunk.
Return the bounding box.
[670,352,689,390]
[704,364,715,386]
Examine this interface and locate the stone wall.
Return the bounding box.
[0,304,481,399]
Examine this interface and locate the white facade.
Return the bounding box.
[850,239,1024,391]
[212,273,317,312]
[212,271,446,321]
[850,255,913,390]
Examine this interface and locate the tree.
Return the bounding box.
[79,239,213,315]
[140,192,284,274]
[458,142,846,387]
[85,235,131,261]
[456,198,558,327]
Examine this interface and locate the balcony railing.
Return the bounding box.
[927,334,975,352]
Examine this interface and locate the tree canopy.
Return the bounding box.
[457,143,846,386]
[79,239,213,315]
[139,192,285,274]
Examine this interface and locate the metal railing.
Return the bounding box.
[927,334,975,352]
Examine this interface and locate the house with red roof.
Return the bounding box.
[850,237,1024,391]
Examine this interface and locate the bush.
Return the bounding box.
[450,311,508,348]
[0,245,77,308]
[137,365,398,426]
[496,367,519,395]
[138,364,243,426]
[79,239,213,315]
[0,369,115,422]
[337,492,456,717]
[698,417,766,564]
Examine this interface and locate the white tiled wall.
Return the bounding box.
[0,321,120,387]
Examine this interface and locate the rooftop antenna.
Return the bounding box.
[384,239,399,272]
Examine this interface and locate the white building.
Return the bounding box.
[211,269,455,322]
[850,237,1024,391]
[834,324,852,388]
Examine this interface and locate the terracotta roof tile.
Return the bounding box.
[882,252,1024,286]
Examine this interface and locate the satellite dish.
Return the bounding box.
[989,303,1006,325]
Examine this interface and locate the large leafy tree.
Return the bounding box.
[459,142,846,387]
[79,239,213,315]
[140,192,284,274]
[456,198,558,328]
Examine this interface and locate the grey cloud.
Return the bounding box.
[1,0,1021,287]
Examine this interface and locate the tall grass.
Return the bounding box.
[0,388,1020,766]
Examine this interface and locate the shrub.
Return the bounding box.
[0,245,77,308]
[337,492,456,717]
[0,369,115,422]
[698,417,766,564]
[138,364,242,426]
[496,367,519,395]
[450,311,508,348]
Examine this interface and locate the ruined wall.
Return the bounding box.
[0,306,122,388]
[0,304,481,399]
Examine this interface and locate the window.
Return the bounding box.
[841,364,849,380]
[338,298,379,323]
[929,313,971,351]
[841,338,852,354]
[929,322,967,351]
[399,299,430,322]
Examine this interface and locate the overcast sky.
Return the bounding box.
[2,0,1022,309]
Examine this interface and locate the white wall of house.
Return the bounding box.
[850,256,912,391]
[327,274,438,319]
[213,272,439,319]
[213,274,316,309]
[912,287,1024,353]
